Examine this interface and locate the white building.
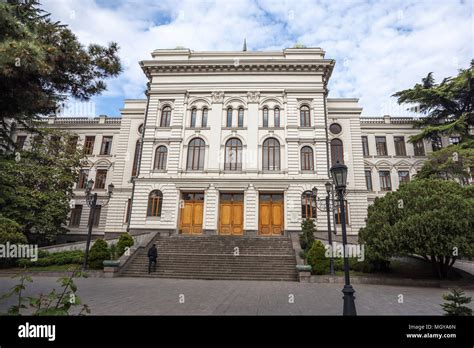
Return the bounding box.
[13,48,449,243]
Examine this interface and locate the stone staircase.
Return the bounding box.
[120,235,298,281]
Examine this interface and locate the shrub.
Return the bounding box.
[17,250,84,268]
[0,217,28,268]
[299,218,316,252]
[441,288,472,316]
[88,239,109,269]
[117,233,134,257]
[306,240,329,275]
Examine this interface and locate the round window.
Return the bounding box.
[329,123,342,134]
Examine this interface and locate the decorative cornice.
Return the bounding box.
[140,59,335,79]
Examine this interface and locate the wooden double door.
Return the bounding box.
[179,192,204,235]
[259,193,284,235]
[219,193,244,235]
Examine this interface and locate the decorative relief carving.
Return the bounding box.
[246,91,260,103]
[211,91,225,103]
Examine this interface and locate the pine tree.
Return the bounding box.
[441,288,473,316]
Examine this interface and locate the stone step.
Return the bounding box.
[120,235,298,281]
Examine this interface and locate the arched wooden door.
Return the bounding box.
[259,193,284,235]
[179,192,204,235]
[219,193,244,235]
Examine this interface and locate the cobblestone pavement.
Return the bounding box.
[0,276,473,315]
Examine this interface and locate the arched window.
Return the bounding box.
[187,138,205,170]
[300,105,310,127]
[263,108,269,128]
[190,108,197,128]
[154,146,167,170]
[331,138,344,165]
[225,138,243,171]
[160,106,171,127]
[301,191,316,219]
[147,190,163,217]
[238,108,244,128]
[274,107,280,127]
[262,138,280,171]
[131,140,141,177]
[300,146,314,171]
[226,108,233,127]
[202,108,208,127]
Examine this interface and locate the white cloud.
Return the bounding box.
[41,0,473,116]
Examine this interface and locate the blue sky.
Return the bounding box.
[42,0,473,117]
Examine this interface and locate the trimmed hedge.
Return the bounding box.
[17,250,84,268]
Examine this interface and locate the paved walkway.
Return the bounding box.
[0,276,473,315]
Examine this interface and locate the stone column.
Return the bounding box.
[203,183,218,234]
[207,92,224,173]
[244,184,258,235]
[246,91,260,174]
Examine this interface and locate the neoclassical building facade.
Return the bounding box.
[13,48,451,242]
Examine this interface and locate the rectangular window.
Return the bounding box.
[334,200,349,224]
[238,109,244,128]
[95,169,107,189]
[92,205,101,227]
[69,205,82,227]
[361,136,369,156]
[413,139,425,156]
[365,170,373,191]
[226,109,233,127]
[375,136,387,156]
[100,136,113,155]
[263,109,268,128]
[432,137,443,151]
[67,136,78,154]
[16,135,27,150]
[398,171,410,184]
[379,171,392,191]
[394,136,406,156]
[84,136,95,155]
[274,109,280,127]
[449,136,461,145]
[77,169,89,189]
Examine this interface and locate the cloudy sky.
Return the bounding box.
[42,0,473,117]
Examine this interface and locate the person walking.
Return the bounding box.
[147,243,158,274]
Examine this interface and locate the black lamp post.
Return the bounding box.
[82,179,114,271]
[330,161,357,316]
[311,183,335,275]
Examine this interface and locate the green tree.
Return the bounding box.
[416,139,474,183]
[0,0,121,149]
[0,129,85,244]
[441,288,473,316]
[392,61,473,144]
[299,218,316,253]
[359,179,474,279]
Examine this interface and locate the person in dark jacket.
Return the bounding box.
[147,244,158,273]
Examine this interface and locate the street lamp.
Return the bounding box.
[311,183,336,275]
[82,179,114,270]
[330,161,356,316]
